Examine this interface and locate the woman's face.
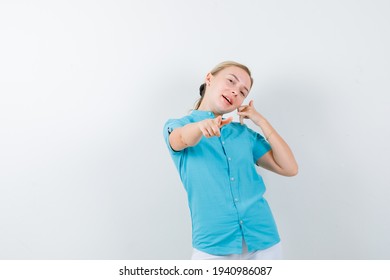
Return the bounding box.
[204,66,252,115]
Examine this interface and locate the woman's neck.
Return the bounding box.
[198,103,222,117]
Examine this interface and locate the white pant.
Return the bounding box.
[191,239,283,260]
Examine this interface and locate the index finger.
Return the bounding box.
[238,105,247,112]
[220,117,233,127]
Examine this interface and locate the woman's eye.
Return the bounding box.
[241,91,245,97]
[228,79,233,84]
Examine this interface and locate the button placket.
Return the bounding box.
[221,128,243,226]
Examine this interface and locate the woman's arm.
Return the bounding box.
[238,100,298,177]
[169,116,233,151]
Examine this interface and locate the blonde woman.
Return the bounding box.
[163,61,298,260]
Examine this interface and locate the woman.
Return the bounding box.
[163,61,298,260]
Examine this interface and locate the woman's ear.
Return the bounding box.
[205,72,213,86]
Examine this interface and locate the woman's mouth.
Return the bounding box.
[222,95,232,105]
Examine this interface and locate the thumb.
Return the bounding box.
[214,115,222,125]
[220,116,233,127]
[249,100,254,107]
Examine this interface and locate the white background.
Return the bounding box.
[0,0,389,259]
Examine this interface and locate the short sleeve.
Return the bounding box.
[163,118,188,154]
[250,129,272,163]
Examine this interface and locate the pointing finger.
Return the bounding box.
[220,117,233,127]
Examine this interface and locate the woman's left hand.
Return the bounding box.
[238,100,298,177]
[237,100,264,126]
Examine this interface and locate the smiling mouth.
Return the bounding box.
[222,95,232,105]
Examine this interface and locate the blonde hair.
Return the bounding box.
[194,61,253,110]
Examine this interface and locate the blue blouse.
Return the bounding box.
[163,110,280,255]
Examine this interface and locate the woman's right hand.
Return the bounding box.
[169,116,233,151]
[198,116,233,138]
